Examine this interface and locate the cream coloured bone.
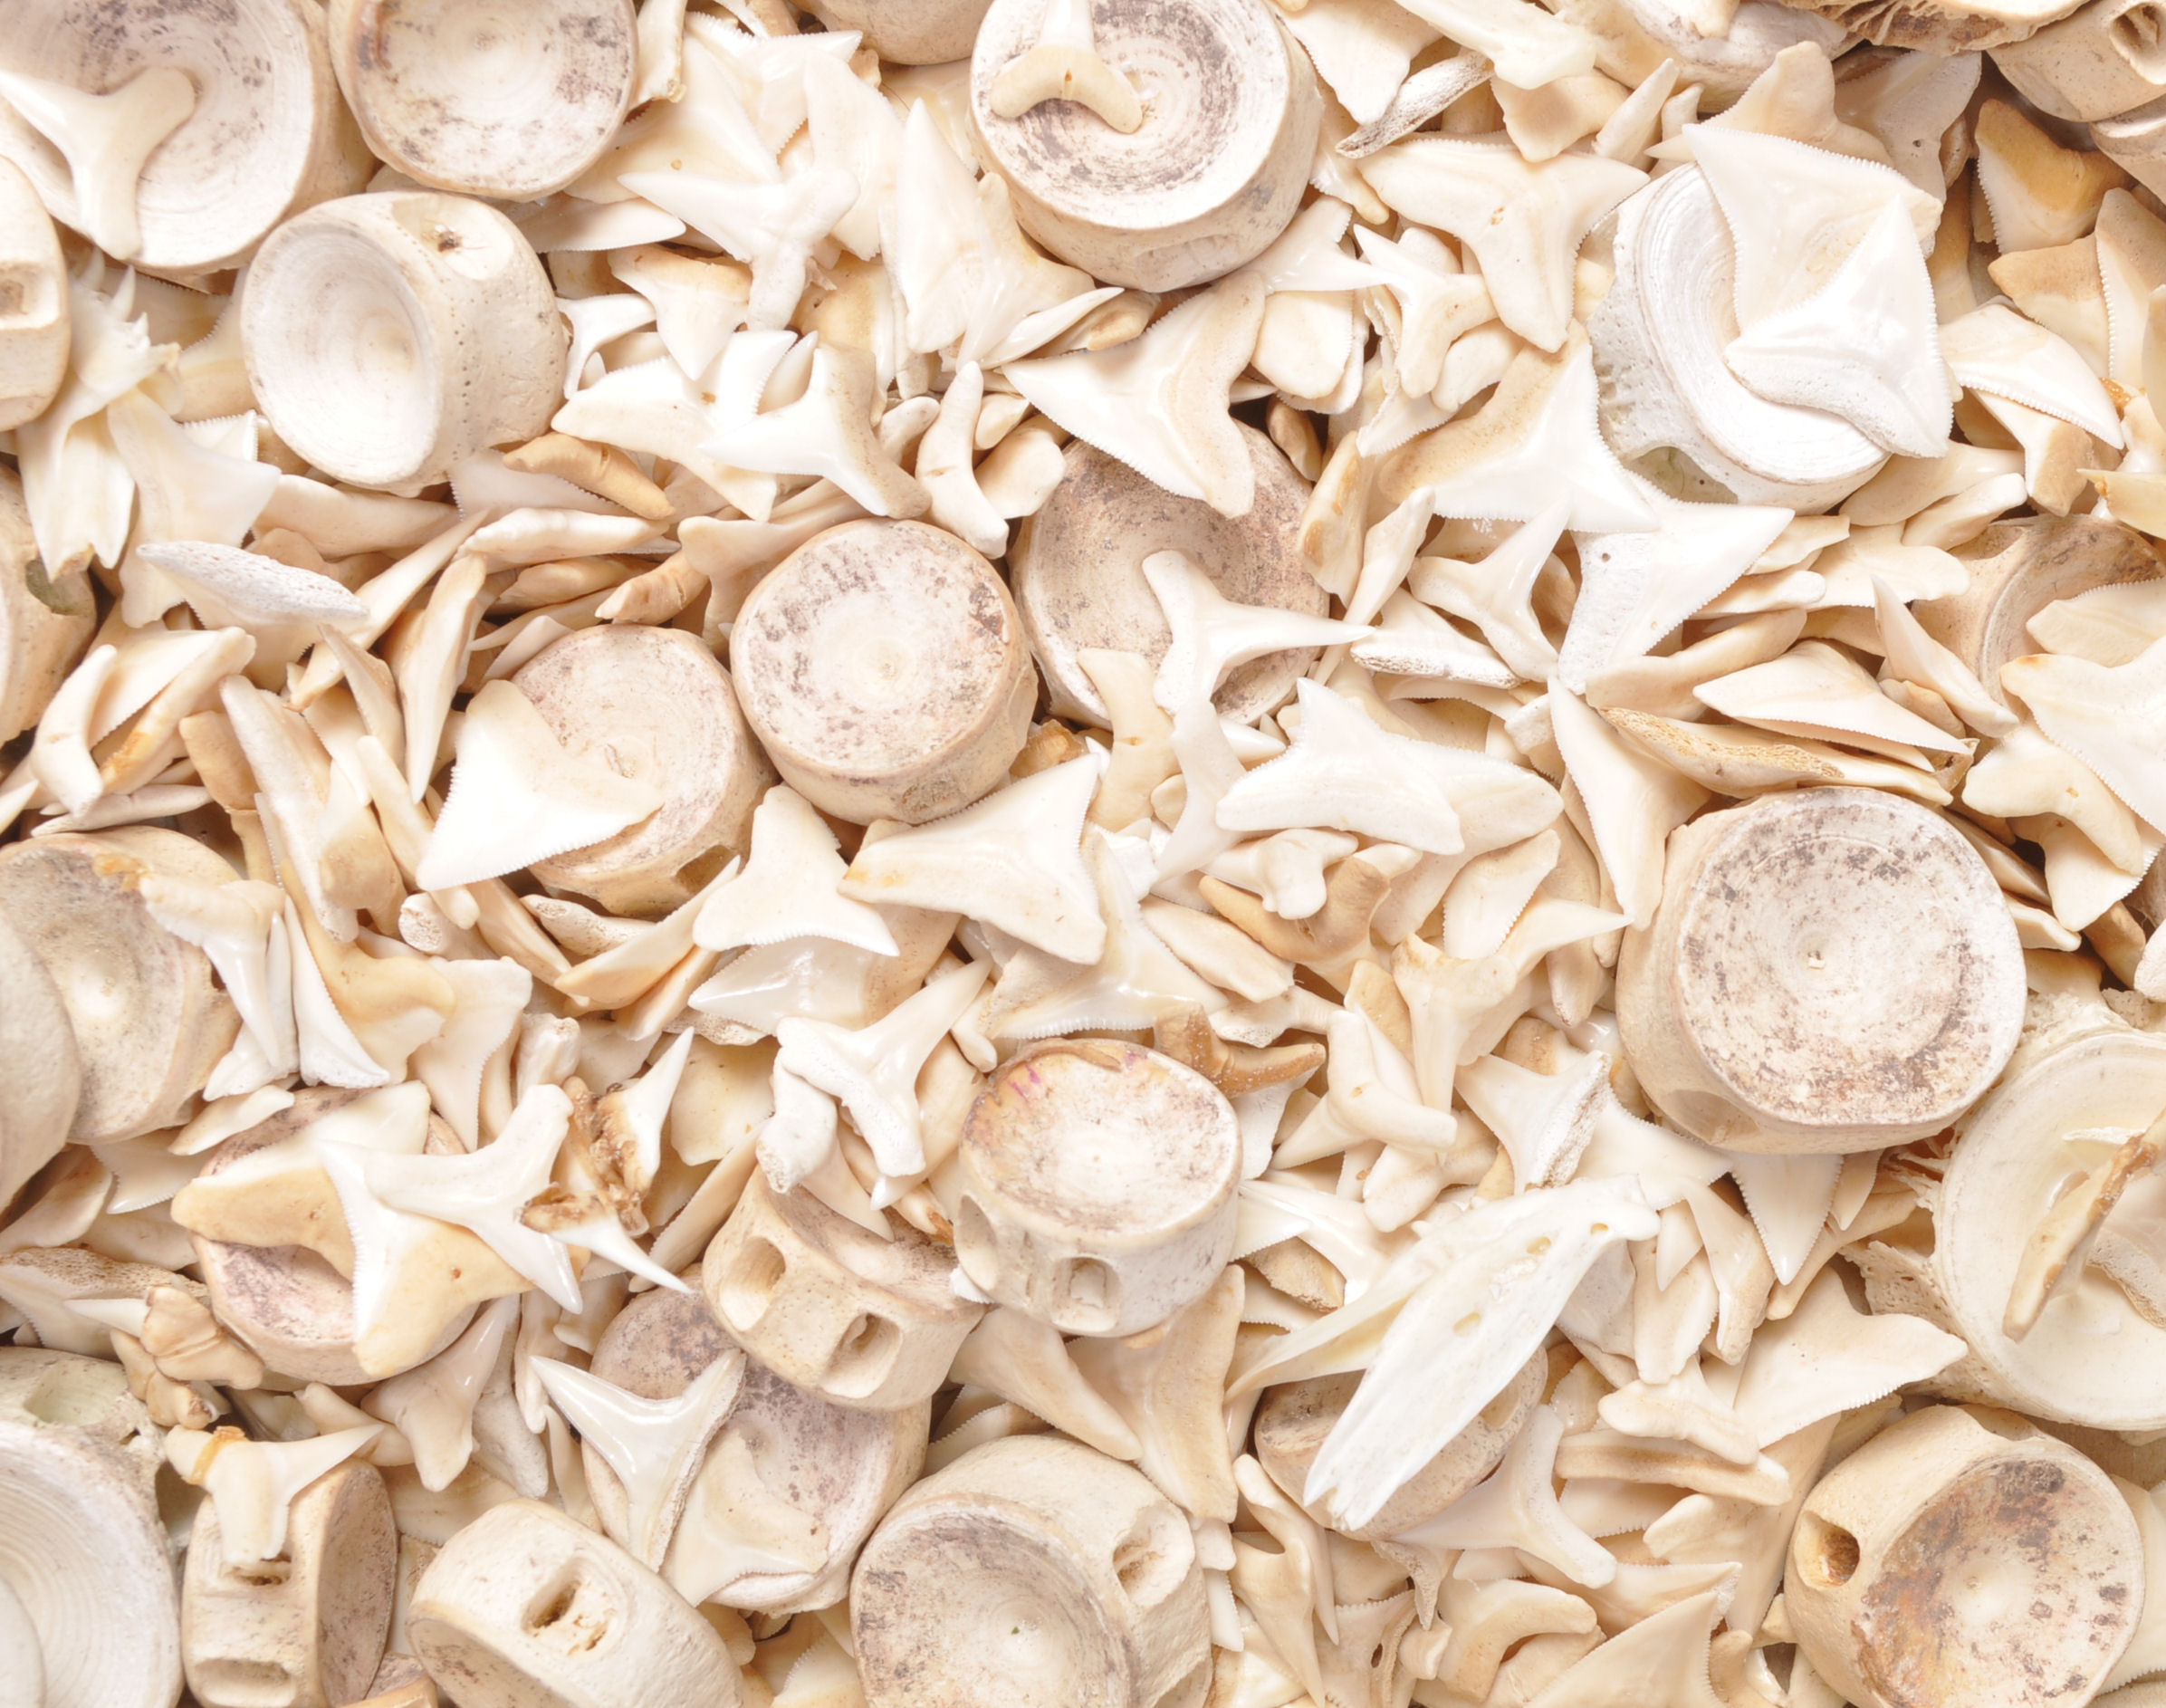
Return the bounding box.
[954,1039,1240,1336]
[704,1171,984,1411]
[1788,1406,2140,1708]
[850,1435,1212,1708]
[182,1458,397,1708]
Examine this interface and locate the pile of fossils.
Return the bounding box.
[11,0,2166,1703]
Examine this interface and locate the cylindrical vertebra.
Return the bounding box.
[326,0,635,199]
[956,1041,1241,1338]
[730,520,1037,825]
[1788,1406,2141,1708]
[1010,430,1322,726]
[852,1435,1212,1708]
[810,0,996,62]
[0,1349,181,1708]
[968,0,1322,291]
[589,1284,927,1614]
[0,909,78,1217]
[1913,516,2163,714]
[0,0,369,276]
[0,828,239,1145]
[514,625,772,919]
[184,1460,398,1708]
[241,192,566,491]
[1254,1353,1545,1540]
[1617,788,2026,1152]
[408,1500,743,1708]
[704,1172,983,1411]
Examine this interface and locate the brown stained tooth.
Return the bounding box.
[729,519,1037,825]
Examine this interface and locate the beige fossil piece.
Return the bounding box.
[0,907,77,1216]
[1992,0,2166,119]
[408,1499,743,1708]
[0,0,369,276]
[1008,431,1325,726]
[0,467,91,750]
[1931,1022,2166,1427]
[851,1435,1212,1708]
[704,1171,984,1411]
[325,0,636,199]
[968,0,1323,290]
[0,157,65,433]
[587,1282,927,1614]
[811,0,1000,62]
[513,624,772,920]
[1771,0,2088,49]
[730,519,1037,826]
[955,1040,1241,1338]
[1255,1352,1545,1541]
[1912,515,2164,711]
[1617,788,2027,1151]
[183,1458,398,1708]
[0,1348,182,1708]
[0,827,240,1146]
[1788,1406,2141,1708]
[241,192,567,492]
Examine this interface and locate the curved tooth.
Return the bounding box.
[1941,301,2124,444]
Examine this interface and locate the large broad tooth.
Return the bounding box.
[1587,166,1888,510]
[1941,301,2125,444]
[1977,96,2130,252]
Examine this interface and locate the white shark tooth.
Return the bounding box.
[1730,1269,1964,1448]
[988,0,1144,132]
[1384,331,1661,533]
[701,341,928,520]
[1280,0,1440,126]
[696,785,896,958]
[1551,686,1710,929]
[1407,500,1569,682]
[1145,549,1371,713]
[774,958,990,1181]
[840,753,1107,964]
[0,66,194,262]
[1830,46,1980,197]
[1304,1178,1659,1532]
[1006,273,1267,518]
[416,678,663,891]
[1874,576,2018,738]
[1394,1406,1618,1587]
[1218,677,1563,859]
[1661,42,1888,165]
[1521,1589,1731,1708]
[2029,578,2166,667]
[1560,488,1795,691]
[623,167,857,333]
[535,1349,744,1568]
[1389,0,1596,91]
[2002,634,2166,832]
[107,395,284,627]
[1351,591,1519,687]
[1457,1046,1611,1190]
[1589,165,1888,512]
[1693,638,1970,764]
[1688,127,1938,330]
[134,541,368,629]
[1337,50,1495,158]
[1602,709,1954,805]
[1361,136,1644,351]
[1354,225,1494,397]
[1976,96,2130,253]
[1721,198,1950,458]
[1940,301,2124,446]
[351,1083,584,1313]
[168,1424,382,1568]
[1799,523,1969,607]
